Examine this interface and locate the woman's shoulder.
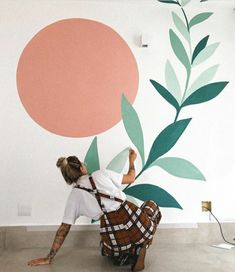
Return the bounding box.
[92,169,111,178]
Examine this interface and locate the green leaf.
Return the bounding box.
[186,65,219,99]
[121,94,145,166]
[193,43,219,66]
[152,157,206,180]
[158,0,179,4]
[84,137,100,173]
[192,35,209,64]
[169,29,191,73]
[182,81,229,107]
[180,0,191,6]
[124,184,182,209]
[172,12,190,43]
[165,60,182,104]
[189,12,213,28]
[144,118,191,171]
[150,79,180,111]
[106,147,129,173]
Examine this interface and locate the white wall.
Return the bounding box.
[1,0,235,226]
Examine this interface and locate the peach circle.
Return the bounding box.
[17,19,139,137]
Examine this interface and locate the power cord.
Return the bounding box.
[202,206,235,246]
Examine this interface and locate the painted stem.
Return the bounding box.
[124,168,144,191]
[175,6,192,122]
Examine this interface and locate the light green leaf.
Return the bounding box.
[165,60,182,104]
[106,147,129,173]
[189,12,213,28]
[169,29,191,73]
[186,65,219,98]
[121,94,145,166]
[84,137,100,173]
[172,12,190,43]
[181,0,191,6]
[124,184,182,209]
[152,157,206,180]
[193,43,219,66]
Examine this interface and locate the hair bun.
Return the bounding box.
[56,157,67,168]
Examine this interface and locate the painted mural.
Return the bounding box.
[84,0,228,210]
[16,0,228,211]
[17,19,138,137]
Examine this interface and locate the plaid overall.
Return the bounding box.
[75,176,161,257]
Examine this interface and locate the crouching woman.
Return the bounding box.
[28,149,161,271]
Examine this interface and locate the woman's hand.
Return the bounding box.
[28,257,51,266]
[129,149,137,162]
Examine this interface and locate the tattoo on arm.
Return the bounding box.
[47,223,71,261]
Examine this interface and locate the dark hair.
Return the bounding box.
[56,156,82,185]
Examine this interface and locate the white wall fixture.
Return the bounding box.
[140,33,149,47]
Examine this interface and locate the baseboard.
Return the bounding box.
[1,222,235,249]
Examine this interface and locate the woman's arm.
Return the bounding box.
[122,149,137,184]
[28,223,71,266]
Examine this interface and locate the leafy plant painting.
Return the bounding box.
[86,0,228,212]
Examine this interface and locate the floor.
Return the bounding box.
[1,243,235,272]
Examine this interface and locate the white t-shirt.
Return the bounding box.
[62,169,125,225]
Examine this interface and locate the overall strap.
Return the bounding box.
[88,176,104,211]
[89,176,124,211]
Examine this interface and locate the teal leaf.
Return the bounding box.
[182,81,229,107]
[180,0,191,6]
[150,79,180,111]
[91,219,99,224]
[189,12,213,28]
[152,157,206,180]
[124,184,182,209]
[144,118,191,171]
[186,65,219,99]
[158,0,179,4]
[121,94,145,166]
[192,35,209,64]
[193,43,219,66]
[106,147,129,173]
[84,137,100,173]
[165,60,182,104]
[172,12,190,43]
[169,29,191,73]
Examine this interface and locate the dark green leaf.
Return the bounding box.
[189,12,213,28]
[169,29,191,73]
[150,79,180,111]
[124,184,182,209]
[144,118,191,171]
[84,137,100,173]
[158,0,179,4]
[192,35,209,64]
[182,82,229,107]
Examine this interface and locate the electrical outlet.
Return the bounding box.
[201,201,212,212]
[18,203,32,216]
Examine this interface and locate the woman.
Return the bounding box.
[28,149,161,271]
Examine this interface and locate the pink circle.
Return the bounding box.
[17,19,139,137]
